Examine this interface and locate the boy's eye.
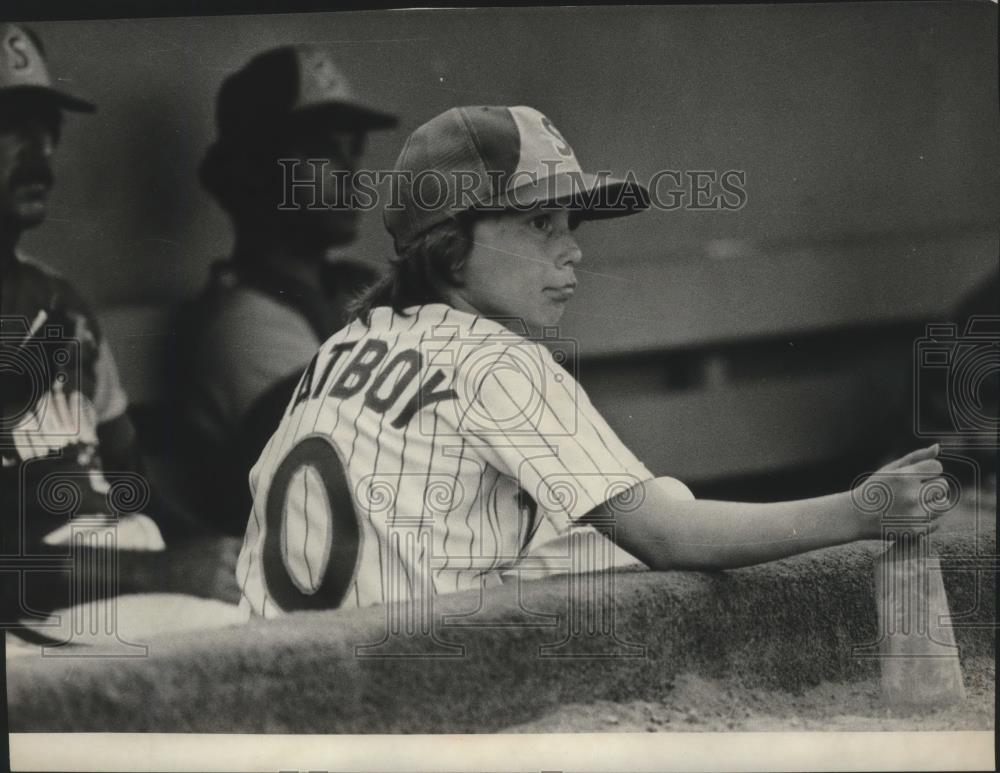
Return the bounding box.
[529,214,553,233]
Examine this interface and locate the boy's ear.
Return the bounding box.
[445,255,468,287]
[446,228,474,286]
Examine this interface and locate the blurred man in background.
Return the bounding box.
[0,24,238,630]
[0,23,167,558]
[177,45,397,536]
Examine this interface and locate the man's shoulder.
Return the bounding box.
[197,283,318,343]
[11,252,81,297]
[181,283,319,394]
[7,253,102,336]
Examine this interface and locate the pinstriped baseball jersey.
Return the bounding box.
[235,303,654,619]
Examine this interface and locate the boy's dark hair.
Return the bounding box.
[349,212,478,324]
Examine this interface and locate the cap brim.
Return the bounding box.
[0,85,95,113]
[294,100,398,131]
[51,91,96,113]
[501,172,650,220]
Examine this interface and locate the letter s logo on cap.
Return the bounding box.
[541,116,572,158]
[5,33,33,72]
[313,57,340,93]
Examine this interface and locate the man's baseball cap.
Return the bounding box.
[384,105,649,254]
[214,45,397,145]
[0,24,95,112]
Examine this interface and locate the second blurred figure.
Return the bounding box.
[177,46,397,535]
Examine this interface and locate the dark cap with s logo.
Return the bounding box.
[214,45,398,147]
[383,105,649,255]
[0,24,95,112]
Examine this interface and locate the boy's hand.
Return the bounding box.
[851,444,949,540]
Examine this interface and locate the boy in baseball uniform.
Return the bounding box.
[236,105,944,618]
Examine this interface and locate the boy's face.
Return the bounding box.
[454,206,582,331]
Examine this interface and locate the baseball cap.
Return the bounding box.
[0,24,95,112]
[383,105,649,254]
[215,45,397,145]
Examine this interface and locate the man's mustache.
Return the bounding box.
[9,163,54,189]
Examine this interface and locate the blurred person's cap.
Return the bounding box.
[0,24,95,112]
[384,105,649,254]
[215,45,398,145]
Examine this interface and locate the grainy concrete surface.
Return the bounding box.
[6,527,994,733]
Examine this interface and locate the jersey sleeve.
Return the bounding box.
[92,338,130,424]
[453,337,654,522]
[28,263,128,425]
[193,290,321,437]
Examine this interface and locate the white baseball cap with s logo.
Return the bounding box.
[0,23,95,112]
[384,105,649,254]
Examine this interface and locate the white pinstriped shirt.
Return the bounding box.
[236,304,653,618]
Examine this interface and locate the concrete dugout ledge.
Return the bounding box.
[7,532,996,733]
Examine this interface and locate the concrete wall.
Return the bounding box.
[7,532,995,732]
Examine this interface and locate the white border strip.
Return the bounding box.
[9,731,996,772]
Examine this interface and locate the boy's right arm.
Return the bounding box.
[586,445,945,571]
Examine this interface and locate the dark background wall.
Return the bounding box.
[22,4,999,493]
[26,5,998,307]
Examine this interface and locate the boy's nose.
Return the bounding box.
[558,234,583,266]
